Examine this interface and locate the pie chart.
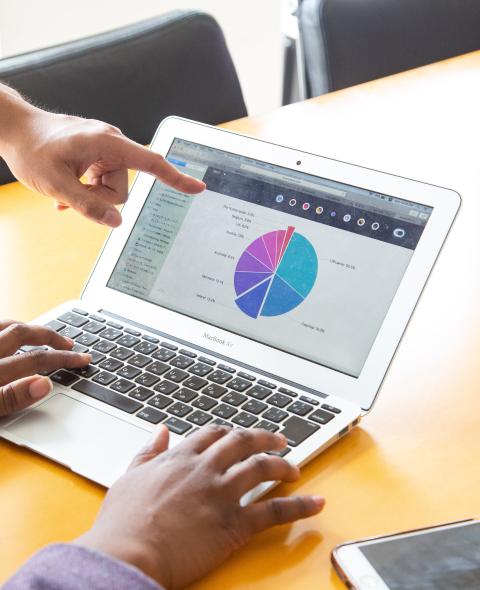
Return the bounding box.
[234,226,318,318]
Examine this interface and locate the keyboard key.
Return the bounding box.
[76,332,99,347]
[83,321,105,334]
[179,349,197,358]
[148,394,173,410]
[238,372,255,381]
[280,416,319,447]
[218,364,235,373]
[247,385,271,400]
[59,326,82,339]
[168,402,192,418]
[188,362,213,377]
[278,387,298,397]
[228,377,252,392]
[211,418,231,428]
[242,399,268,415]
[72,308,88,316]
[45,319,65,332]
[202,383,228,399]
[90,314,106,323]
[58,312,89,327]
[208,370,232,385]
[135,372,160,388]
[116,334,140,348]
[267,447,291,457]
[92,371,117,386]
[232,412,257,428]
[137,407,167,424]
[72,379,142,413]
[152,348,176,362]
[145,361,169,376]
[161,341,178,351]
[258,379,276,389]
[143,334,160,343]
[72,365,99,378]
[90,350,106,365]
[267,392,291,408]
[212,403,237,419]
[192,395,217,411]
[301,395,319,406]
[93,340,117,354]
[111,379,135,394]
[124,328,141,336]
[129,386,154,401]
[288,401,313,417]
[262,407,288,423]
[164,416,191,435]
[51,370,78,386]
[134,341,157,355]
[173,388,197,403]
[182,376,208,391]
[321,403,341,414]
[154,380,179,395]
[128,354,152,369]
[255,420,279,432]
[110,347,134,361]
[117,365,141,380]
[309,409,335,425]
[99,358,124,372]
[222,391,248,407]
[198,356,216,366]
[72,343,89,354]
[101,328,122,341]
[163,368,188,383]
[170,355,195,369]
[187,410,212,426]
[106,321,123,329]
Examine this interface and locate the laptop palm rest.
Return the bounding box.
[2,393,151,487]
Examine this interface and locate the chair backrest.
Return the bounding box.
[299,0,480,96]
[0,10,247,184]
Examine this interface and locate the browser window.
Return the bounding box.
[108,139,432,377]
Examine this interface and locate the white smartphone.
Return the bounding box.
[331,519,480,589]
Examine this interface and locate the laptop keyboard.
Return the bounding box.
[26,309,343,456]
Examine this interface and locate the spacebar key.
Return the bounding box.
[72,379,142,414]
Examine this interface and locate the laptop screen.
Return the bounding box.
[107,138,432,378]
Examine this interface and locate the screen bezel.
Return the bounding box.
[82,116,460,411]
[333,519,478,589]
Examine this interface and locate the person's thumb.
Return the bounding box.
[128,425,170,470]
[0,375,52,417]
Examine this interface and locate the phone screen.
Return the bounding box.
[359,521,480,589]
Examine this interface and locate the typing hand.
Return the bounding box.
[2,104,205,227]
[77,425,325,590]
[0,320,90,417]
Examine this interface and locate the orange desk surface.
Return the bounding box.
[1,51,479,588]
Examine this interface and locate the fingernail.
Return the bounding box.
[277,433,288,445]
[66,337,74,346]
[29,377,53,399]
[80,353,92,362]
[101,209,121,227]
[313,496,326,509]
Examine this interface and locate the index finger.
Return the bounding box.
[203,428,287,472]
[112,136,206,195]
[0,323,74,358]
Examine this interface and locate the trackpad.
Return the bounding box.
[3,394,151,487]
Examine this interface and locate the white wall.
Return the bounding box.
[0,0,283,115]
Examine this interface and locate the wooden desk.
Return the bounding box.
[1,51,479,588]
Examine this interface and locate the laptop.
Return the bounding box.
[0,117,460,503]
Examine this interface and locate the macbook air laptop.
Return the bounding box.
[0,117,460,502]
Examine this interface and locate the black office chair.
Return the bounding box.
[297,0,480,97]
[0,10,247,184]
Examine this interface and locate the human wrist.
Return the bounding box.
[75,530,173,590]
[0,88,43,156]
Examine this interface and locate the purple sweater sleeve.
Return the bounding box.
[2,544,164,590]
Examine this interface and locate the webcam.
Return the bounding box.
[296,160,301,166]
